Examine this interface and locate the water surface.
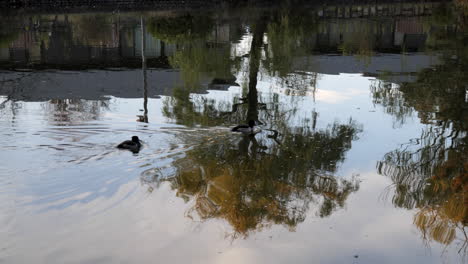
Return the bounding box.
[1,1,467,263]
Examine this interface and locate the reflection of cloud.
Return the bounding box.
[214,247,259,264]
[258,72,372,103]
[5,171,461,264]
[315,88,366,104]
[312,73,373,104]
[231,33,252,57]
[315,89,349,103]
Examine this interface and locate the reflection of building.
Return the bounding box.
[313,16,429,53]
[1,0,213,11]
[303,1,445,53]
[8,30,41,62]
[394,18,427,50]
[0,2,445,68]
[123,26,176,58]
[0,15,177,68]
[208,24,231,45]
[315,1,439,18]
[0,1,452,98]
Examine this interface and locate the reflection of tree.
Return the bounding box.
[378,125,467,252]
[46,16,74,63]
[149,13,362,237]
[148,13,235,90]
[264,11,317,78]
[157,13,250,126]
[161,16,266,127]
[170,42,234,90]
[43,99,110,124]
[161,13,319,129]
[337,20,376,60]
[143,118,360,237]
[375,5,468,253]
[370,80,413,127]
[71,14,114,46]
[158,10,321,119]
[162,87,231,126]
[148,14,213,44]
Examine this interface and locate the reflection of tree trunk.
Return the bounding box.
[140,16,149,123]
[222,19,267,119]
[238,132,265,159]
[40,40,46,64]
[312,111,318,130]
[160,40,166,57]
[246,19,266,123]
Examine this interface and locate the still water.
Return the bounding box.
[0,1,467,263]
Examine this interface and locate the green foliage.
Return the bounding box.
[162,86,231,127]
[265,11,317,77]
[169,42,234,90]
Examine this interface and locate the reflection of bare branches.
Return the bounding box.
[457,227,468,256]
[379,122,467,258]
[378,125,465,192]
[414,207,468,260]
[41,99,110,124]
[458,226,468,257]
[0,98,10,109]
[270,71,319,98]
[370,79,413,128]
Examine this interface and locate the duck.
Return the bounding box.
[117,136,141,153]
[231,120,260,135]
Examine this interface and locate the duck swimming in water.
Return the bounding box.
[117,136,141,153]
[231,120,260,135]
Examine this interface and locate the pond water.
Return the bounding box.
[1,2,467,264]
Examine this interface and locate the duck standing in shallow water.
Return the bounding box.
[231,120,260,135]
[117,136,142,153]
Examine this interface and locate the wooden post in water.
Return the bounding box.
[141,16,149,123]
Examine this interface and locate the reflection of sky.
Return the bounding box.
[0,97,180,209]
[201,73,425,175]
[231,32,253,58]
[5,173,460,264]
[0,73,463,263]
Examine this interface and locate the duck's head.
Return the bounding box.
[132,136,140,143]
[248,120,255,128]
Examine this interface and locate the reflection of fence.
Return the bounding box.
[314,0,443,18]
[2,0,447,13]
[1,0,211,10]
